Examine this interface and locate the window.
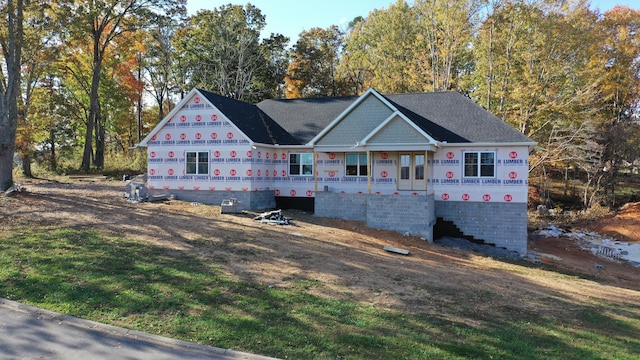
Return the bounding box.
[186,151,209,175]
[464,151,495,177]
[414,154,425,180]
[289,153,314,176]
[346,153,368,176]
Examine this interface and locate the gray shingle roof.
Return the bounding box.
[204,89,532,146]
[383,92,532,143]
[198,89,300,145]
[257,96,357,144]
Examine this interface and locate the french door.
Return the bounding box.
[398,153,426,191]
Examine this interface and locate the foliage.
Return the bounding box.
[52,0,186,171]
[1,0,639,205]
[342,0,418,93]
[285,26,350,98]
[173,4,286,102]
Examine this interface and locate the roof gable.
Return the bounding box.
[364,114,436,145]
[314,91,394,146]
[139,88,299,147]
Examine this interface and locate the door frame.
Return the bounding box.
[398,152,426,191]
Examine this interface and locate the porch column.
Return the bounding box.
[367,150,372,194]
[425,150,429,194]
[314,150,318,193]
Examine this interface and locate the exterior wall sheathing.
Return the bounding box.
[435,200,527,256]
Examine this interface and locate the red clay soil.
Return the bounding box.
[529,202,640,291]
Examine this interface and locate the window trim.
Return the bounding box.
[463,151,495,178]
[186,151,209,175]
[345,153,368,177]
[289,153,314,176]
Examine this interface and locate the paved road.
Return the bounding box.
[0,298,278,360]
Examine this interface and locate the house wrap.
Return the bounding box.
[138,88,536,256]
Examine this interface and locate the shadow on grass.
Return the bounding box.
[1,227,639,359]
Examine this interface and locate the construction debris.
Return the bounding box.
[535,226,640,267]
[69,175,107,182]
[124,174,148,203]
[2,183,24,197]
[254,209,290,225]
[383,246,410,255]
[221,198,243,214]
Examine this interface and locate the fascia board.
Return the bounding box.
[439,141,537,147]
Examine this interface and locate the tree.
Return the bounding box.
[174,4,272,101]
[593,6,640,206]
[257,33,290,99]
[15,1,58,177]
[413,0,480,91]
[285,25,348,98]
[343,0,417,93]
[0,0,24,190]
[143,17,177,123]
[54,0,185,171]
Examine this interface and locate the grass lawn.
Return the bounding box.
[1,226,639,359]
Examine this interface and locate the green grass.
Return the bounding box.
[1,228,639,359]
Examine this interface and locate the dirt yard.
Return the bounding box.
[1,178,639,318]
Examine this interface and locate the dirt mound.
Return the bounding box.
[579,202,640,244]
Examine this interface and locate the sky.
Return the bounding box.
[185,0,636,46]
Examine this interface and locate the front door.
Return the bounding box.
[398,153,426,191]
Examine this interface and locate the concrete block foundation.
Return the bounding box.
[435,201,528,256]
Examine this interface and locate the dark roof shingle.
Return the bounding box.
[384,92,532,143]
[257,96,357,144]
[203,88,532,146]
[198,89,299,145]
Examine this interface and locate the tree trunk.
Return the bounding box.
[81,33,104,172]
[49,129,57,172]
[95,111,105,169]
[0,0,23,190]
[20,153,32,177]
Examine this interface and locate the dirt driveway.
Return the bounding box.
[1,179,639,319]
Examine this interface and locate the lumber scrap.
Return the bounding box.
[383,246,410,255]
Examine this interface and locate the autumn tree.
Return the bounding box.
[593,6,640,206]
[412,0,480,91]
[143,17,177,123]
[343,0,417,93]
[14,1,58,177]
[54,0,185,171]
[0,0,24,190]
[285,25,349,98]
